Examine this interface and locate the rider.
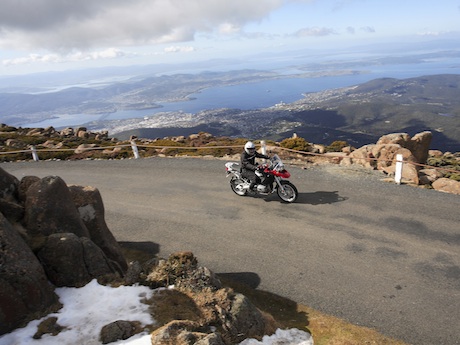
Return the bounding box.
[241,141,269,191]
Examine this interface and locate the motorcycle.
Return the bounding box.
[225,154,298,203]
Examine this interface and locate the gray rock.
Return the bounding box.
[0,166,19,199]
[23,176,90,238]
[37,233,115,287]
[0,213,60,335]
[69,185,127,274]
[100,320,140,344]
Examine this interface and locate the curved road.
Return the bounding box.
[6,157,460,345]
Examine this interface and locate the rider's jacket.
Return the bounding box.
[240,151,269,171]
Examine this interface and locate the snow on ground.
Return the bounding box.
[0,280,313,345]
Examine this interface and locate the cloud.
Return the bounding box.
[2,48,131,66]
[292,27,337,37]
[360,26,375,33]
[0,0,304,52]
[163,46,195,53]
[346,26,356,34]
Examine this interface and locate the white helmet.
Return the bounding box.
[244,141,256,154]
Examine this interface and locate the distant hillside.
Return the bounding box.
[275,74,460,151]
[114,75,460,152]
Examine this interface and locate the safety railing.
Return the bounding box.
[1,140,458,185]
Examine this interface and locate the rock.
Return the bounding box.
[17,175,40,202]
[99,320,141,344]
[146,251,222,290]
[376,133,411,146]
[23,176,90,239]
[432,178,460,195]
[37,233,117,287]
[0,198,24,223]
[428,150,444,158]
[0,213,60,335]
[150,320,205,345]
[60,127,74,137]
[376,131,432,164]
[419,168,444,185]
[347,144,419,184]
[0,166,19,199]
[220,292,274,344]
[69,185,128,274]
[410,131,432,164]
[194,333,225,345]
[75,143,97,153]
[33,317,66,339]
[124,261,143,285]
[346,145,377,169]
[5,139,27,149]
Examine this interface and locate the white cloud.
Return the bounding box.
[0,0,303,52]
[163,46,196,53]
[2,48,131,67]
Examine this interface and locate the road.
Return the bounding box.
[5,157,460,345]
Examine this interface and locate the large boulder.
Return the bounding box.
[69,185,128,274]
[23,176,90,239]
[346,144,420,184]
[376,131,432,164]
[409,131,432,164]
[0,213,60,335]
[37,233,118,287]
[432,178,460,195]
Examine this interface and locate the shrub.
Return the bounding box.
[279,137,309,151]
[325,140,349,152]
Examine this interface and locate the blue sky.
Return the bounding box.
[0,0,459,76]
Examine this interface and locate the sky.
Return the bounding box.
[0,0,459,76]
[0,279,314,345]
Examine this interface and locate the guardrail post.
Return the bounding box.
[130,140,140,159]
[30,146,39,162]
[261,140,266,155]
[395,154,403,184]
[260,140,267,162]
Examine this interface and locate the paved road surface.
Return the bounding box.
[5,157,460,345]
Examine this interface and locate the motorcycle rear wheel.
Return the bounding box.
[230,177,247,196]
[277,181,298,203]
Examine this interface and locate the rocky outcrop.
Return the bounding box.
[338,131,457,187]
[0,166,128,334]
[145,252,277,345]
[0,212,61,335]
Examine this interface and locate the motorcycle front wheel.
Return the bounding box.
[277,181,298,203]
[230,177,247,196]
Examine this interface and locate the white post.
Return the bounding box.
[30,146,39,162]
[261,140,266,155]
[130,140,140,159]
[395,154,403,185]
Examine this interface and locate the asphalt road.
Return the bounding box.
[5,157,460,345]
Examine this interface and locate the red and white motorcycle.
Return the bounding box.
[225,154,298,203]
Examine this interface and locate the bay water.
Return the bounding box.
[25,58,460,128]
